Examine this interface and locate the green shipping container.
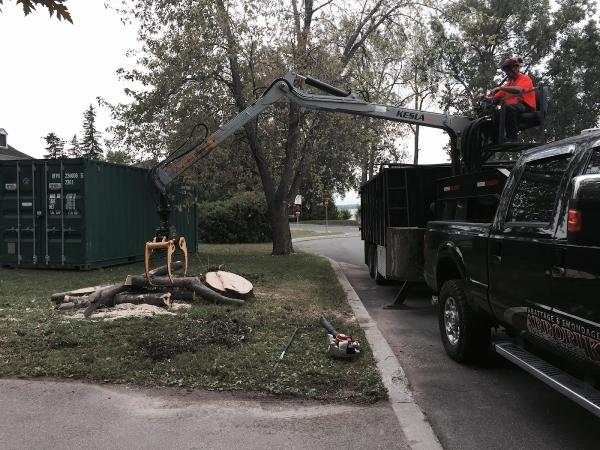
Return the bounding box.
[0,158,197,269]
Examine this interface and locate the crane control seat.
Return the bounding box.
[516,86,549,131]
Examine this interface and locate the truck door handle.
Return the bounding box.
[551,265,566,278]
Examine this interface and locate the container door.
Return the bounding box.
[45,160,86,266]
[0,161,44,265]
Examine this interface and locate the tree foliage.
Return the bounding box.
[0,0,72,22]
[107,0,600,255]
[105,149,135,165]
[80,105,103,159]
[67,134,81,158]
[109,0,422,255]
[430,0,594,115]
[543,19,600,140]
[43,132,64,159]
[198,191,272,243]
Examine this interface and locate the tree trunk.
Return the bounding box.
[413,124,420,165]
[270,200,293,255]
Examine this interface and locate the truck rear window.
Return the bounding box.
[437,195,498,223]
[585,149,600,174]
[507,155,571,223]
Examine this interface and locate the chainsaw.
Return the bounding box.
[320,316,360,359]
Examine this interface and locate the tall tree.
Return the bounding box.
[110,0,421,255]
[400,12,442,164]
[80,104,103,159]
[543,19,600,140]
[43,132,65,159]
[105,149,135,165]
[348,18,411,181]
[0,0,72,22]
[67,134,81,158]
[430,0,594,116]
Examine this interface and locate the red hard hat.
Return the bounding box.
[500,56,523,69]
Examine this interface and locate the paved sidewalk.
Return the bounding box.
[1,377,407,449]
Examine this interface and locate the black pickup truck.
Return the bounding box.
[424,129,600,415]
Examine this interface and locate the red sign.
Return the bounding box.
[293,204,302,214]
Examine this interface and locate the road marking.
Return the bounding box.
[328,258,443,450]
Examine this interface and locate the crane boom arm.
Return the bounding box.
[152,71,473,193]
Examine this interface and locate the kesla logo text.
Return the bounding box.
[396,110,425,121]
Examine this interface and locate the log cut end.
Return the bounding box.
[205,271,254,299]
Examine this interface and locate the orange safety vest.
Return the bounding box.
[494,73,536,110]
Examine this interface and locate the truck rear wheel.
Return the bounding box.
[438,280,490,363]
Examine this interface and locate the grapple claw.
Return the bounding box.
[145,237,189,285]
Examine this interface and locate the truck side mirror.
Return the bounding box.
[567,175,600,246]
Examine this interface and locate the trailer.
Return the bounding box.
[360,163,452,284]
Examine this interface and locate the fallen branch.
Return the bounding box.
[125,275,244,306]
[83,283,129,318]
[50,262,184,304]
[57,295,92,310]
[113,292,171,308]
[50,285,109,304]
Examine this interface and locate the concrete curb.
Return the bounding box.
[327,257,443,450]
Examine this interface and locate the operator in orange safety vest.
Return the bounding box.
[483,56,536,142]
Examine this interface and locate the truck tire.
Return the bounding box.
[438,280,490,363]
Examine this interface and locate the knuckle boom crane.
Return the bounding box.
[145,70,499,280]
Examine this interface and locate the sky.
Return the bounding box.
[0,1,450,206]
[0,1,137,158]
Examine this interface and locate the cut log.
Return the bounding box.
[57,295,92,309]
[169,290,196,301]
[126,275,244,306]
[50,261,183,304]
[83,283,129,318]
[50,285,109,304]
[148,261,183,277]
[113,292,171,308]
[205,271,254,299]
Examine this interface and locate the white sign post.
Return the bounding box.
[324,199,329,233]
[294,195,302,224]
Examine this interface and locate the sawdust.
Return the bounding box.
[0,316,20,322]
[69,302,191,321]
[170,302,192,311]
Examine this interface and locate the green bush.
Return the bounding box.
[198,192,272,243]
[338,209,352,220]
[296,202,340,220]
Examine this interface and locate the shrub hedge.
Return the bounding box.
[198,191,272,243]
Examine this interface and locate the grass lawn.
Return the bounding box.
[291,230,343,239]
[0,244,386,403]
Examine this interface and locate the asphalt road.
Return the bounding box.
[296,233,600,450]
[290,223,360,235]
